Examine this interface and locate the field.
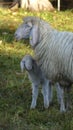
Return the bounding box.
[0,8,73,130]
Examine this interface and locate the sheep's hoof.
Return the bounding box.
[44,104,49,109]
[60,108,66,113]
[30,104,36,109]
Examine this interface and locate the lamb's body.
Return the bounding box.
[20,55,66,111]
[20,55,51,109]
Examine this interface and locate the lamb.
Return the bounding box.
[14,16,73,111]
[20,54,66,112]
[20,54,51,109]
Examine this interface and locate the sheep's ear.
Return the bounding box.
[29,24,39,47]
[23,17,33,27]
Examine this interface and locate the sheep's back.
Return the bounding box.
[35,25,73,82]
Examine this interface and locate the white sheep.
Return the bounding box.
[14,16,73,111]
[20,55,66,111]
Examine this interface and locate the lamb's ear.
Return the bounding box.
[20,61,25,73]
[29,24,39,47]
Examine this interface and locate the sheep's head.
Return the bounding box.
[20,55,33,72]
[14,22,32,40]
[14,16,40,47]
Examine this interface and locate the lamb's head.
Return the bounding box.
[20,55,34,72]
[14,16,40,47]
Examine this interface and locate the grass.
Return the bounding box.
[0,7,73,130]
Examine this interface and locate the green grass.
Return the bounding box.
[0,8,73,130]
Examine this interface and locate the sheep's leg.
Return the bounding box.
[48,82,53,103]
[42,80,49,108]
[30,83,38,109]
[56,83,66,112]
[56,83,62,104]
[66,86,71,110]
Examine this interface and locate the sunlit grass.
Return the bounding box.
[0,7,73,130]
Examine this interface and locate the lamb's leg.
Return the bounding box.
[56,83,66,112]
[42,80,49,109]
[30,83,38,109]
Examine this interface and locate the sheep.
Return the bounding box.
[14,16,73,111]
[20,54,66,112]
